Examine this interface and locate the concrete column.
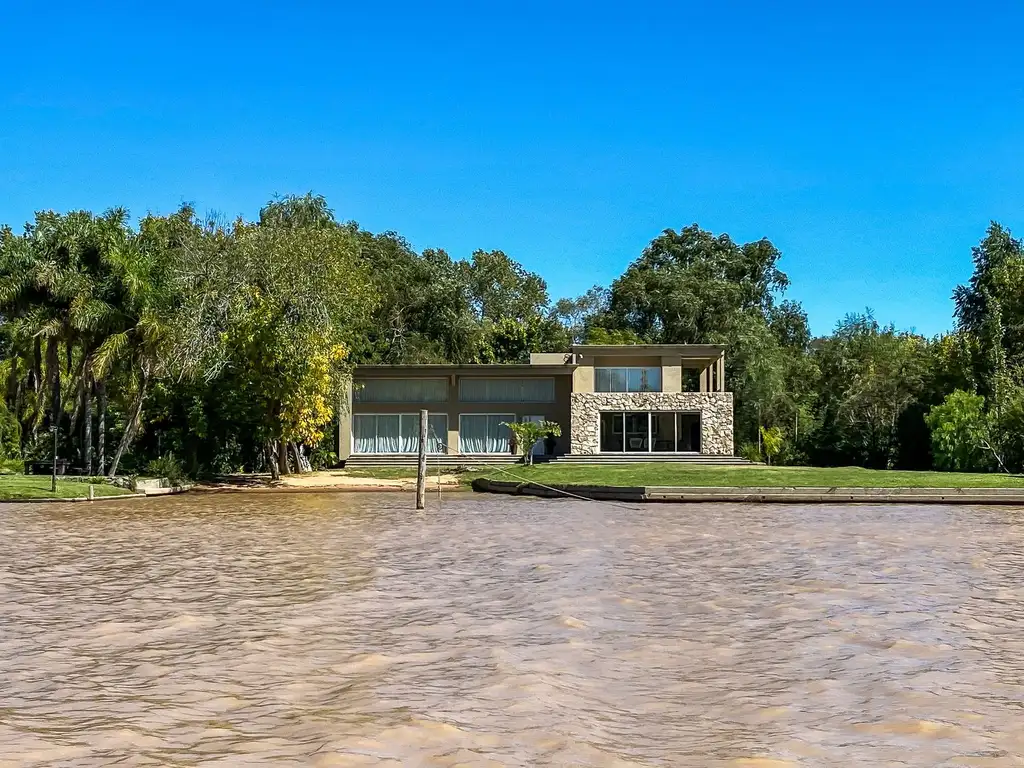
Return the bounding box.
[717,355,726,392]
[661,356,682,393]
[446,374,459,454]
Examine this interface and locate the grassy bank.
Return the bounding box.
[471,464,1024,488]
[0,475,133,501]
[346,463,1024,488]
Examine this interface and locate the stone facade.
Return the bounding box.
[569,392,734,455]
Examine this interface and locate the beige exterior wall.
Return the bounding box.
[661,356,682,393]
[591,355,663,367]
[341,373,572,458]
[571,353,710,394]
[339,346,732,460]
[572,363,595,394]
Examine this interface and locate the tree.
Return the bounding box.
[759,425,784,465]
[925,390,992,472]
[352,240,482,364]
[954,222,1024,372]
[502,420,561,465]
[202,198,377,476]
[810,313,929,468]
[601,224,789,343]
[461,249,550,323]
[550,286,609,345]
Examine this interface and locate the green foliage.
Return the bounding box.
[145,453,189,486]
[759,425,784,465]
[925,390,990,472]
[1,199,1022,479]
[502,420,562,464]
[0,457,24,474]
[0,399,21,458]
[737,442,762,463]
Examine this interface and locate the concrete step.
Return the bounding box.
[550,455,756,465]
[343,454,534,468]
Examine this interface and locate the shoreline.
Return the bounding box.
[472,478,1024,505]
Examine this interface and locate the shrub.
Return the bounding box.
[925,390,991,472]
[144,453,189,486]
[738,442,762,463]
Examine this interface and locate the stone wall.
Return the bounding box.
[569,392,734,455]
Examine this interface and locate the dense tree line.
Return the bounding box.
[1,193,1021,477]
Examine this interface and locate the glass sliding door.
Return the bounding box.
[651,412,676,452]
[598,411,702,454]
[600,412,624,452]
[624,412,650,452]
[676,413,701,452]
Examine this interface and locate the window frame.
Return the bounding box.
[353,378,449,404]
[458,377,556,403]
[594,366,663,393]
[351,412,448,454]
[458,412,516,454]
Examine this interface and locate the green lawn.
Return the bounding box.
[0,475,133,501]
[469,463,1024,488]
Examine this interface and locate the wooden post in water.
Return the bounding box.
[416,409,428,510]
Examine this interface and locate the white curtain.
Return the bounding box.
[353,415,377,454]
[460,414,513,453]
[355,413,448,454]
[398,415,420,453]
[459,378,555,403]
[376,415,401,453]
[427,415,447,454]
[355,378,448,403]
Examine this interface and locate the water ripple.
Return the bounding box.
[1,494,1023,765]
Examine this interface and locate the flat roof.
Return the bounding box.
[354,364,575,376]
[571,344,724,357]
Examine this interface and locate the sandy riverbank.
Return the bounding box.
[198,470,464,493]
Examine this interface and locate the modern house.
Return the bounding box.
[340,344,733,463]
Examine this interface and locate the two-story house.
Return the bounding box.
[340,344,733,463]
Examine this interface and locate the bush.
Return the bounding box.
[738,442,762,463]
[925,390,991,472]
[0,457,24,475]
[144,454,189,486]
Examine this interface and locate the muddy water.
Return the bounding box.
[2,493,1024,766]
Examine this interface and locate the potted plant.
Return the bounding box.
[543,431,558,456]
[502,421,562,465]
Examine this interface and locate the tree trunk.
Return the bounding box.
[278,440,290,475]
[84,380,93,476]
[107,371,149,478]
[288,442,307,473]
[97,381,107,475]
[265,440,280,480]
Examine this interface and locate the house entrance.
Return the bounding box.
[598,412,701,453]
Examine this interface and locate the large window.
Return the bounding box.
[353,413,447,453]
[595,367,662,393]
[459,378,555,403]
[354,378,448,404]
[598,412,701,453]
[459,414,514,453]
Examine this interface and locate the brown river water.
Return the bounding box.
[2,492,1024,767]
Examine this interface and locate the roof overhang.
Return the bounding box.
[570,344,724,359]
[354,364,576,377]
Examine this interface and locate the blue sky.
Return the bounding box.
[2,1,1023,337]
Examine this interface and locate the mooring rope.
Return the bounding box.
[425,426,641,511]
